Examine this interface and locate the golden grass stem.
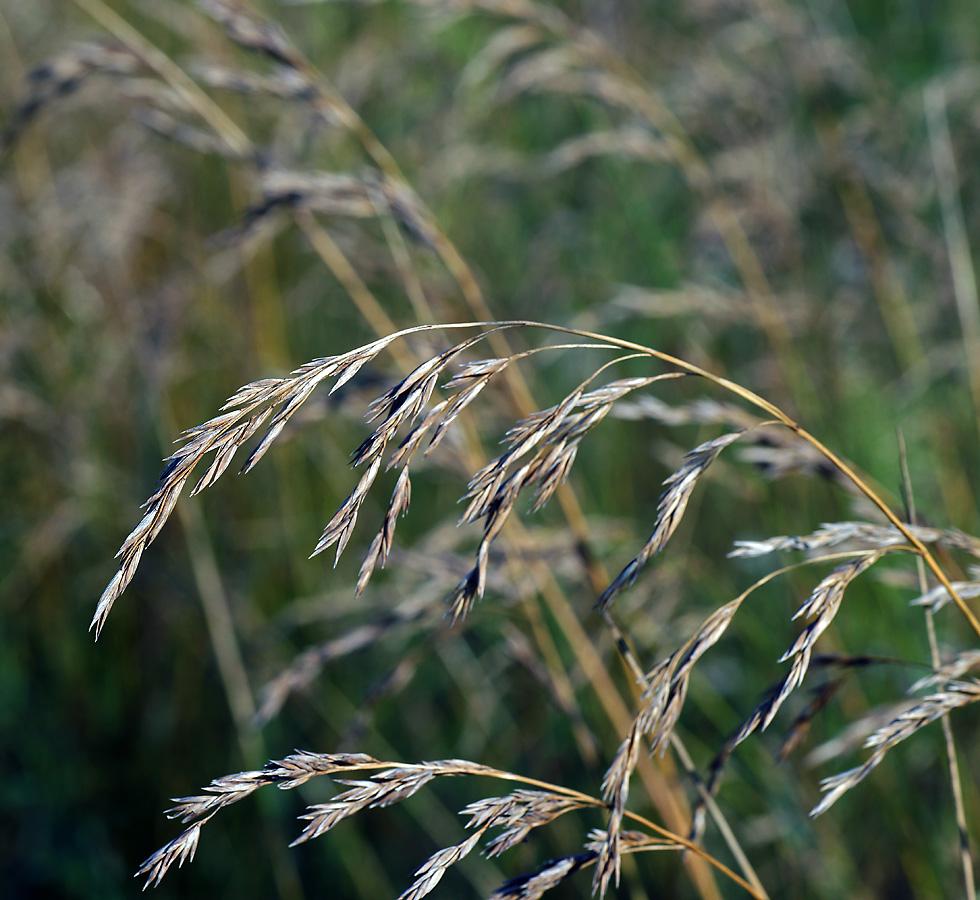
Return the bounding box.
[525,321,980,639]
[68,0,250,155]
[314,758,764,898]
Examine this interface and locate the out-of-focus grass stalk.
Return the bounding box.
[925,85,980,444]
[437,0,810,409]
[817,122,923,373]
[814,116,978,521]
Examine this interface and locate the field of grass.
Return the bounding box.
[2,1,979,897]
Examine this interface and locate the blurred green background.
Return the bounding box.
[2,0,979,897]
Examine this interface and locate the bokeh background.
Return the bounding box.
[2,0,979,897]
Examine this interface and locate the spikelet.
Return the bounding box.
[598,432,743,609]
[490,853,593,899]
[733,553,883,745]
[138,751,589,893]
[810,680,980,817]
[92,335,402,637]
[730,521,980,560]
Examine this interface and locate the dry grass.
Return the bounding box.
[93,318,979,897]
[134,750,755,896]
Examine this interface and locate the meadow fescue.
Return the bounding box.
[4,0,979,897]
